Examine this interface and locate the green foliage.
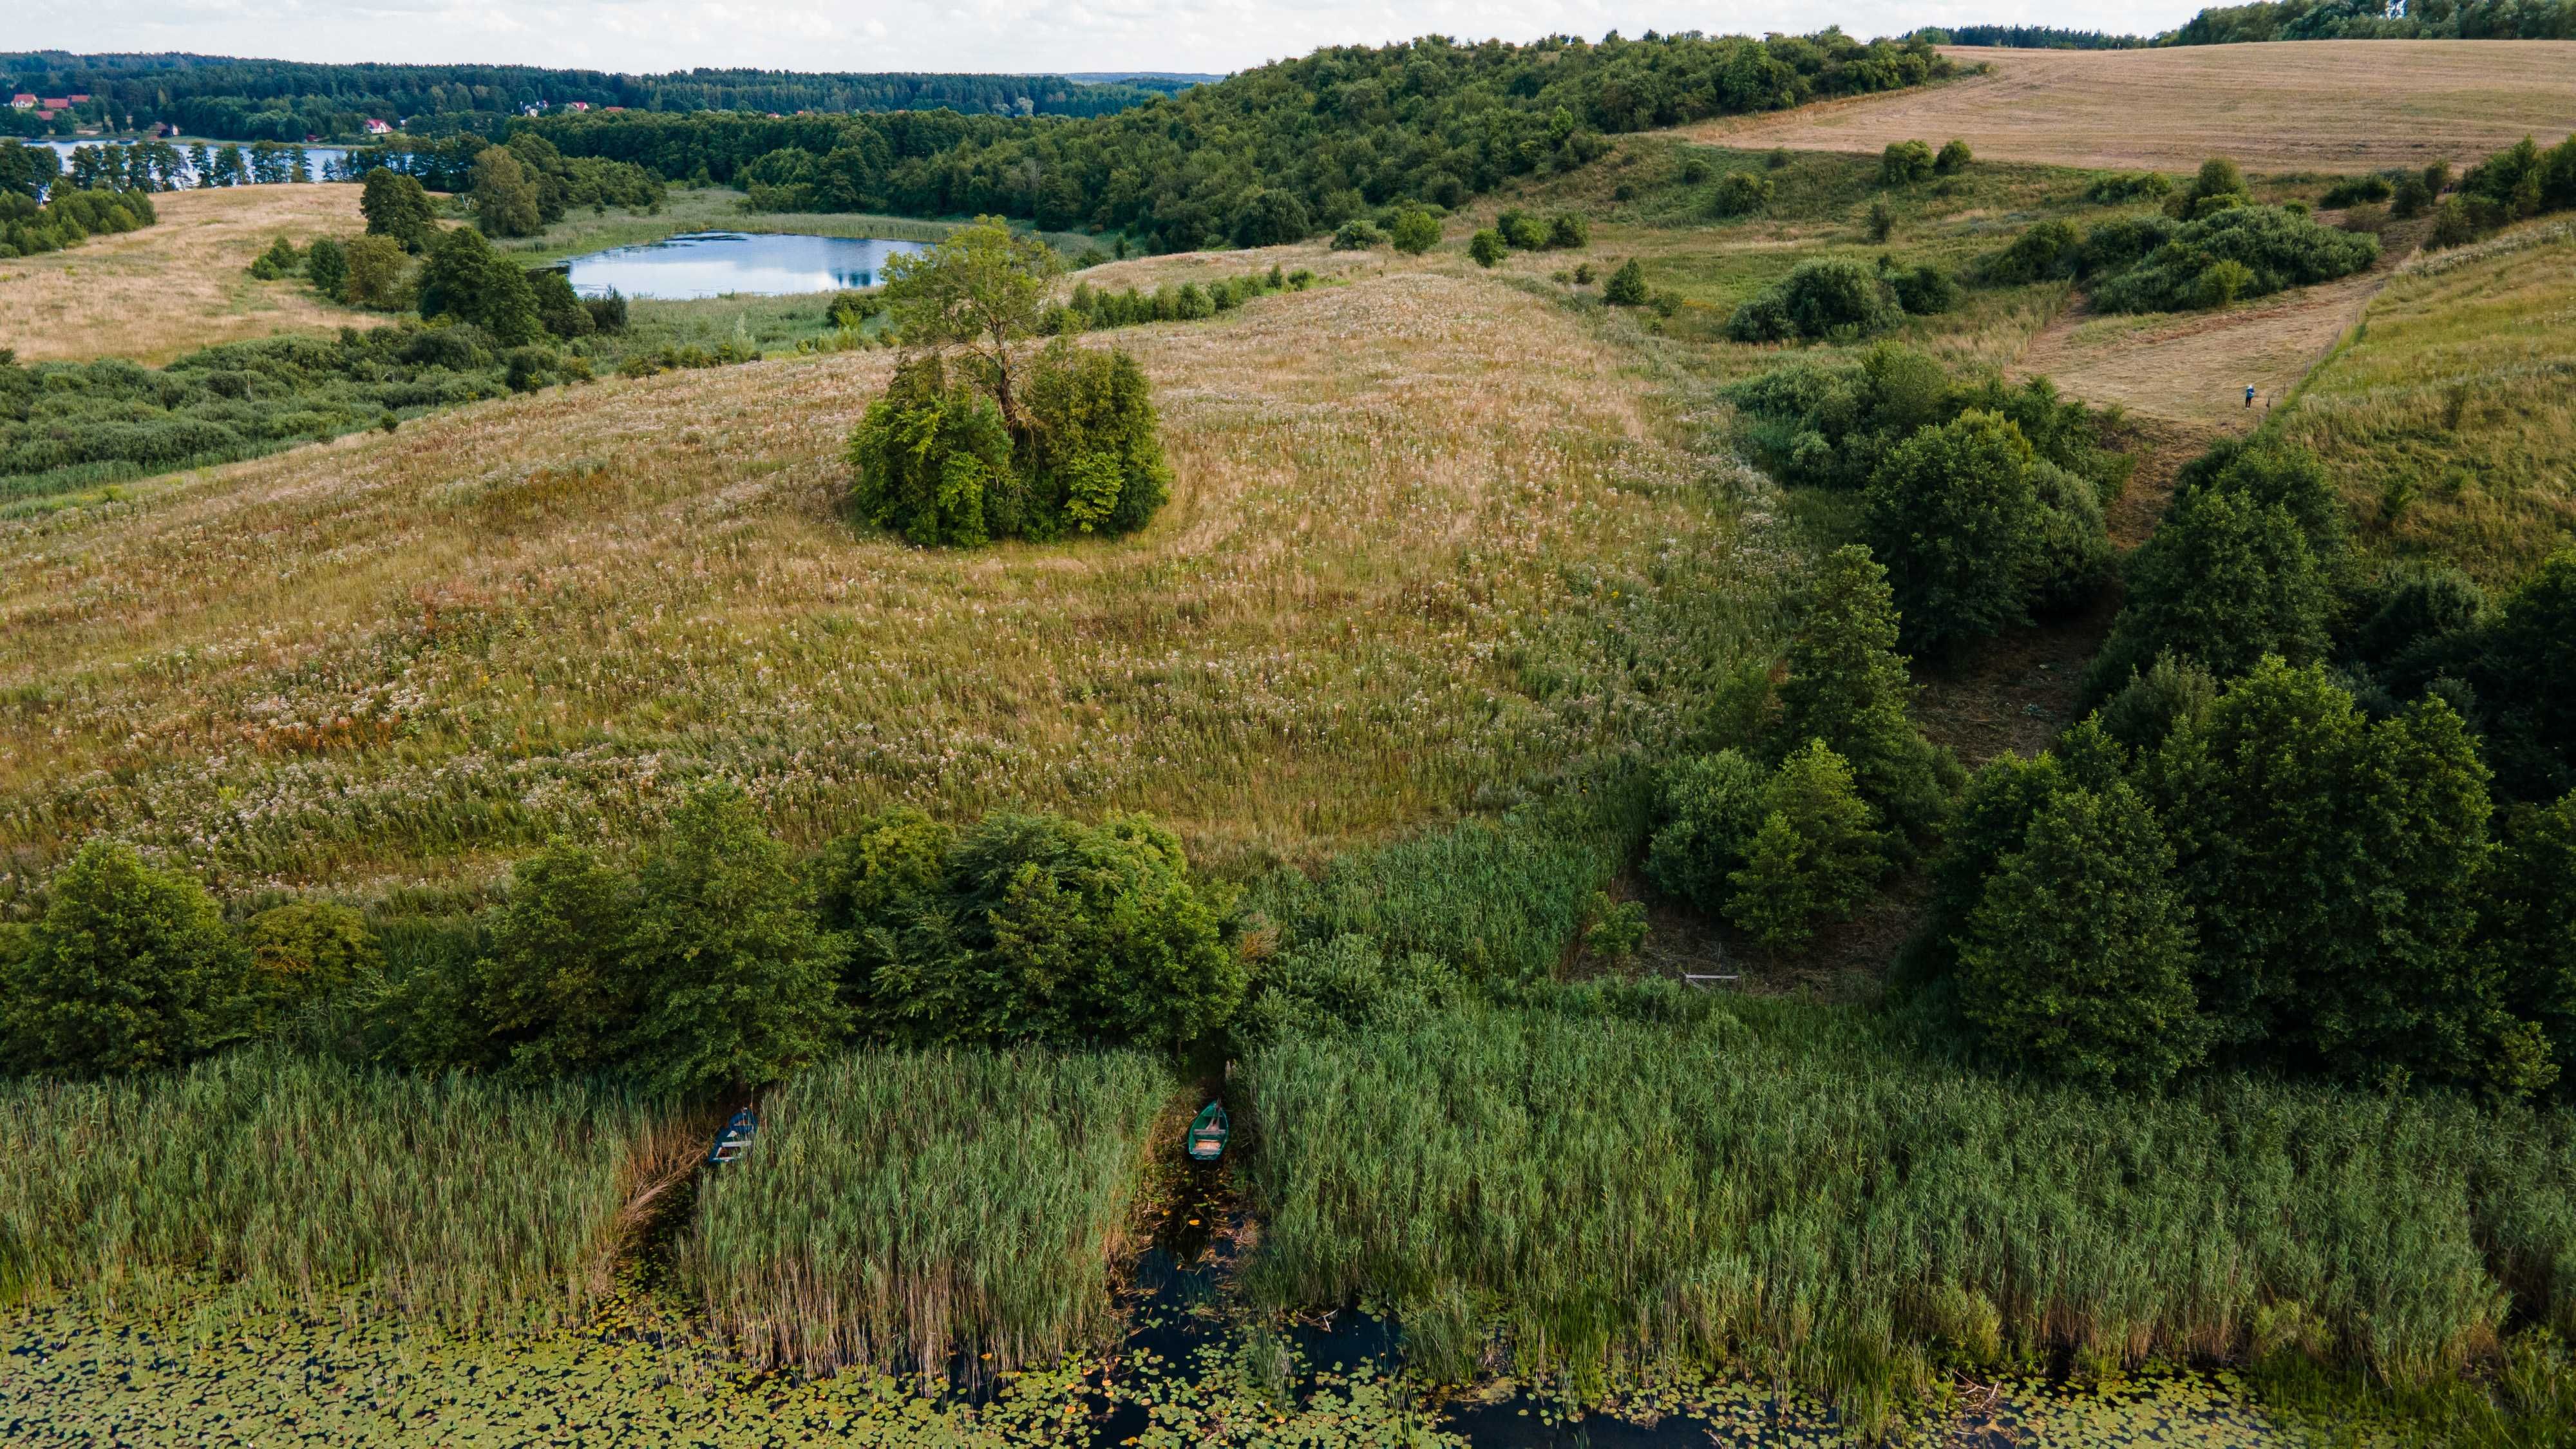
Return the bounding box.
[1710,169,1774,217]
[1546,211,1590,248]
[417,226,545,347]
[357,166,437,252]
[1493,208,1548,249]
[1235,934,1457,1046]
[1601,257,1649,305]
[1646,749,1770,913]
[2093,204,2378,313]
[1934,138,1973,175]
[1880,138,1936,186]
[2168,0,2576,43]
[688,1046,1168,1374]
[1983,219,2080,284]
[1879,256,1957,314]
[0,137,60,200]
[241,900,377,1030]
[2154,661,2516,1092]
[475,840,642,1079]
[1863,409,2046,655]
[1582,892,1650,966]
[2087,439,2342,697]
[303,234,347,300]
[1014,337,1173,537]
[1958,781,2208,1088]
[339,232,410,308]
[1725,739,1887,952]
[2321,173,2394,208]
[846,353,1018,548]
[1778,545,1956,843]
[620,784,848,1097]
[1329,217,1385,249]
[1387,206,1441,255]
[2483,793,2576,1089]
[2085,171,2174,204]
[881,214,1059,423]
[2389,549,2576,802]
[1,839,248,1078]
[1724,258,1902,343]
[835,810,1244,1050]
[0,184,156,260]
[1467,227,1505,267]
[1865,197,1897,243]
[470,145,542,238]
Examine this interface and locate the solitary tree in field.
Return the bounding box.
[881,215,1061,428]
[471,145,543,238]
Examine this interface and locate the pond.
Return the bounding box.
[559,232,928,300]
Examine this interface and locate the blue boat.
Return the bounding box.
[706,1108,758,1167]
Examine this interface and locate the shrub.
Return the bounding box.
[1711,170,1774,217]
[1866,198,1897,242]
[1957,781,2208,1088]
[2320,174,2394,209]
[1,840,249,1078]
[339,234,411,309]
[1602,257,1649,305]
[303,235,347,299]
[476,839,641,1080]
[2075,214,2177,276]
[1388,206,1441,255]
[2485,794,2576,1086]
[1468,227,1506,267]
[417,227,545,346]
[1016,337,1173,537]
[1678,155,1714,185]
[1725,258,1902,343]
[1235,934,1455,1046]
[839,812,1244,1051]
[846,353,1015,547]
[2027,460,2115,616]
[2092,205,2378,314]
[1230,187,1311,248]
[1725,740,1887,952]
[620,784,848,1097]
[241,901,376,1031]
[471,145,543,238]
[1881,139,1936,186]
[1863,409,2045,655]
[1494,209,1548,249]
[1330,217,1386,250]
[1881,258,1956,314]
[2391,174,2434,218]
[1645,749,1771,912]
[2085,488,2332,698]
[2085,171,2174,204]
[2172,157,2251,220]
[527,268,594,339]
[1545,212,1590,249]
[1983,220,2079,284]
[581,287,629,333]
[1934,139,1973,175]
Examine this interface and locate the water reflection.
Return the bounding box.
[558,232,929,300]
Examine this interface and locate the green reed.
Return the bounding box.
[0,1048,663,1329]
[1241,996,2576,1434]
[687,1046,1171,1376]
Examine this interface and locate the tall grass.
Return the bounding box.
[687,1047,1171,1376]
[1242,997,2576,1433]
[0,1049,666,1328]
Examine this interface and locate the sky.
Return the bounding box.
[15,0,2215,77]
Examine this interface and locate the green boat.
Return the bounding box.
[1185,1101,1229,1162]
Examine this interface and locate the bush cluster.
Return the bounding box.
[0,184,156,259]
[1049,265,1312,334]
[1724,258,1906,343]
[3,790,1245,1088]
[2089,204,2378,312]
[2427,133,2576,248]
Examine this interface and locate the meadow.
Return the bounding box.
[0,262,1779,898]
[2276,217,2576,586]
[1242,996,2576,1438]
[1685,42,2576,173]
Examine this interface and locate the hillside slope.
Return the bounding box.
[1680,41,2576,171]
[0,266,1766,893]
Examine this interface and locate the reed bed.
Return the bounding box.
[1242,999,2576,1430]
[687,1046,1171,1376]
[0,1049,661,1328]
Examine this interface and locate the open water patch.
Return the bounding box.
[558,231,927,299]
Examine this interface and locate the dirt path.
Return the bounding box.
[1680,42,2576,173]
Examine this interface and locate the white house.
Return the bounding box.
[363,118,393,135]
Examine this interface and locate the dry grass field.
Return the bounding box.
[0,265,1776,895]
[0,184,384,365]
[1681,42,2576,173]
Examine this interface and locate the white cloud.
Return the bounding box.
[15,0,2216,73]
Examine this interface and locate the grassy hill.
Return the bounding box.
[2277,217,2576,585]
[0,261,1772,896]
[1681,41,2576,173]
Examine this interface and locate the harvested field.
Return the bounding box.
[0,184,384,365]
[1681,42,2576,173]
[0,267,1773,893]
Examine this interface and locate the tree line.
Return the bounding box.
[1927,0,2574,44]
[0,52,1183,144]
[523,30,1954,252]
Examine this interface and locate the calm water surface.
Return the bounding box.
[560,232,927,299]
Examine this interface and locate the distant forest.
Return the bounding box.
[1929,0,2576,46]
[495,31,1953,252]
[0,53,1184,143]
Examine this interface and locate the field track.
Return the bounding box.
[1680,41,2576,173]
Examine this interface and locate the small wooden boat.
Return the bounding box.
[1185,1101,1229,1162]
[706,1108,758,1167]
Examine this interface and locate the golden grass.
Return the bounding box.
[0,184,386,365]
[2275,218,2576,586]
[1680,42,2576,173]
[0,264,1766,895]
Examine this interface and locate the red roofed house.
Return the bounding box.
[67,93,90,103]
[40,98,70,110]
[8,94,34,109]
[363,118,393,135]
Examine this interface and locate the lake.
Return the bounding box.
[560,232,928,300]
[37,139,352,185]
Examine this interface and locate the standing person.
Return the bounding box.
[2245,384,2257,409]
